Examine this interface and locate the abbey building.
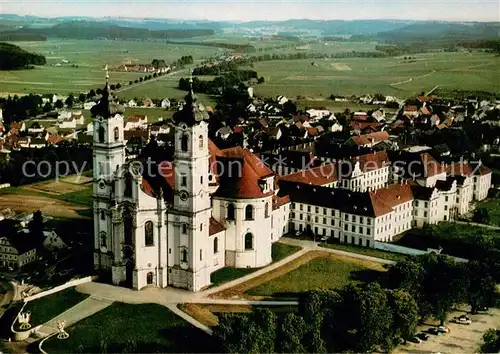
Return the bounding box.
[92,80,290,291]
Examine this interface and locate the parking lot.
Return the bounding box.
[397,307,500,353]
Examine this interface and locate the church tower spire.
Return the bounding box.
[92,66,126,273]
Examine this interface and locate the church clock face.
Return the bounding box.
[99,181,106,190]
[179,190,189,201]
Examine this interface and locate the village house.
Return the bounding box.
[345,131,390,148]
[83,101,97,110]
[124,115,148,130]
[161,99,171,109]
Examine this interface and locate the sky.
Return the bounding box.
[1,0,499,22]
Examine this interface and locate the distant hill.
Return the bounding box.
[5,20,216,40]
[0,42,46,69]
[235,19,414,35]
[377,21,500,42]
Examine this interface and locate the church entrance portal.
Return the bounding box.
[147,272,154,285]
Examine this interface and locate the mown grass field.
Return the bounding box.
[251,52,499,98]
[42,303,217,353]
[245,253,386,298]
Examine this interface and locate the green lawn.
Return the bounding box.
[251,52,499,99]
[42,303,218,353]
[57,187,93,206]
[475,198,500,226]
[319,242,407,262]
[210,242,302,287]
[246,254,385,297]
[22,288,88,326]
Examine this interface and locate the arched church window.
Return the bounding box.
[181,248,188,262]
[181,135,188,152]
[145,221,154,246]
[214,237,219,253]
[199,134,204,149]
[265,202,270,218]
[100,231,107,247]
[98,125,105,143]
[245,205,254,220]
[227,203,235,220]
[114,127,120,141]
[124,173,133,198]
[182,223,187,234]
[244,233,253,250]
[100,210,105,220]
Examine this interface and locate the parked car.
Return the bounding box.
[452,315,472,325]
[320,235,331,241]
[428,328,441,336]
[478,306,489,312]
[417,332,430,341]
[294,231,302,236]
[438,325,450,333]
[409,336,421,343]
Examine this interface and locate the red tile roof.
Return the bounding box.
[279,164,337,186]
[350,131,389,146]
[272,195,290,210]
[355,151,390,172]
[404,105,418,112]
[370,183,413,216]
[209,217,226,236]
[421,153,445,177]
[214,146,274,199]
[47,135,64,145]
[350,121,382,132]
[417,96,434,103]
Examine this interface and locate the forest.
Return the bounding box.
[0,42,46,70]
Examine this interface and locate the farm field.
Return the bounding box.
[0,174,93,219]
[1,39,227,95]
[251,52,500,98]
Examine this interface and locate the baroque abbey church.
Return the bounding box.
[92,77,290,291]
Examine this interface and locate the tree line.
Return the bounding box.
[215,253,497,353]
[194,50,386,76]
[0,42,46,70]
[0,142,92,186]
[178,70,261,95]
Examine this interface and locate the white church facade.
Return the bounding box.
[92,80,290,291]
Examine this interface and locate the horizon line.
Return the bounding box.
[2,13,499,23]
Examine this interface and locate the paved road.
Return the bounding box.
[279,237,396,265]
[455,220,500,230]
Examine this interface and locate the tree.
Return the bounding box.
[65,94,74,108]
[42,101,52,113]
[257,76,265,84]
[276,313,307,353]
[28,210,44,243]
[342,283,393,352]
[473,207,490,224]
[78,93,86,103]
[116,83,121,89]
[87,89,96,98]
[139,77,143,82]
[129,81,133,85]
[110,84,116,90]
[466,261,496,313]
[480,329,500,353]
[54,99,64,109]
[387,289,420,344]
